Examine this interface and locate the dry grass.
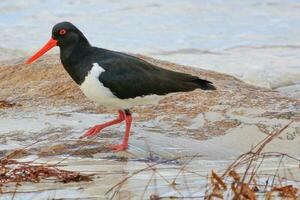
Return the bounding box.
[0,158,91,185]
[203,121,299,199]
[0,100,20,109]
[105,121,300,199]
[0,137,95,197]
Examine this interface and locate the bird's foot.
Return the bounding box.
[106,143,128,152]
[80,125,103,139]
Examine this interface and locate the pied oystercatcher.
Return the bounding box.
[26,22,216,151]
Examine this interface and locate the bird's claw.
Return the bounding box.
[106,143,128,152]
[79,126,102,139]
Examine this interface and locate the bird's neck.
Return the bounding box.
[60,38,91,62]
[60,40,93,85]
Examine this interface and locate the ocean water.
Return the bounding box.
[0,0,299,97]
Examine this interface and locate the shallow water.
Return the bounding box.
[0,107,299,199]
[0,0,300,97]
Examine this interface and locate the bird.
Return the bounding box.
[26,22,216,151]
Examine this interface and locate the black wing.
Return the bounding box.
[97,50,215,99]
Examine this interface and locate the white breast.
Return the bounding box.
[79,63,163,109]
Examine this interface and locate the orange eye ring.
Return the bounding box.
[59,29,67,35]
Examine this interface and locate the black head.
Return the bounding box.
[26,21,90,64]
[52,22,90,49]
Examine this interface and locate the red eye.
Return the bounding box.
[59,29,67,35]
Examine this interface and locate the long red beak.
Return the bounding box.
[25,38,57,64]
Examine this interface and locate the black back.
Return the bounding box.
[95,49,215,99]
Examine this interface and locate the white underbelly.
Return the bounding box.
[80,84,163,109]
[79,63,164,109]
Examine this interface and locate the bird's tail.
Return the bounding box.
[192,78,216,90]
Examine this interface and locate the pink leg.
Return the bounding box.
[80,110,125,139]
[107,110,132,152]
